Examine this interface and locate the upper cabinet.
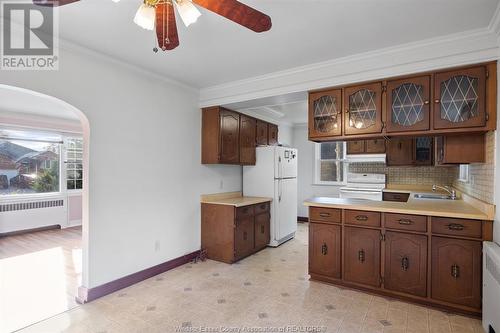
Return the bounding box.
[256,120,268,145]
[386,76,431,133]
[344,83,383,135]
[240,115,256,165]
[308,89,342,139]
[268,124,279,145]
[308,62,496,142]
[219,109,240,164]
[434,66,486,130]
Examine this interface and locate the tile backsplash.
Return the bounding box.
[453,131,495,204]
[349,163,458,186]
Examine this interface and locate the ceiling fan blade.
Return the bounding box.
[33,0,79,6]
[155,2,180,51]
[192,0,271,33]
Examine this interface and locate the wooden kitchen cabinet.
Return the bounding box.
[386,76,431,133]
[308,89,342,139]
[386,137,414,166]
[384,232,427,297]
[344,227,381,287]
[309,223,342,279]
[435,134,485,165]
[346,140,365,154]
[239,115,256,165]
[219,109,240,164]
[382,192,410,203]
[201,201,271,264]
[344,82,383,135]
[256,120,268,145]
[431,237,482,309]
[268,124,279,145]
[434,66,487,130]
[347,139,385,154]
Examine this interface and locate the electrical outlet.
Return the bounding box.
[219,179,224,189]
[154,240,160,252]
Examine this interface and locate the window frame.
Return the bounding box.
[458,164,470,183]
[64,137,84,193]
[313,141,348,186]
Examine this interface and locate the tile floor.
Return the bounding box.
[19,223,484,333]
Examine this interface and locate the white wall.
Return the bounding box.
[0,46,241,288]
[278,123,293,146]
[292,125,342,217]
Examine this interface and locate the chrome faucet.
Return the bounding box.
[432,185,457,200]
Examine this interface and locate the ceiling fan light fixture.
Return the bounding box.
[174,0,201,27]
[134,3,156,30]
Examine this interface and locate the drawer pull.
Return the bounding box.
[319,213,331,217]
[401,256,409,271]
[355,215,369,221]
[451,264,460,279]
[447,223,464,231]
[243,231,247,241]
[261,225,265,234]
[321,243,328,255]
[398,218,413,225]
[260,204,266,210]
[358,249,365,263]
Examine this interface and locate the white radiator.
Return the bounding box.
[483,241,500,333]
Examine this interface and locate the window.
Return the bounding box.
[65,138,83,190]
[458,164,469,183]
[0,132,61,196]
[314,141,347,185]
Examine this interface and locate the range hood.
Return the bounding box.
[346,154,387,163]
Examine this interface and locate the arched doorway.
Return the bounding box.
[0,85,90,332]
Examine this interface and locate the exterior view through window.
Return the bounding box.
[65,138,83,190]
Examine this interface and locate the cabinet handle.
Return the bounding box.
[261,225,265,234]
[434,99,440,104]
[319,213,331,217]
[398,142,402,150]
[243,231,247,241]
[424,100,430,105]
[401,256,409,271]
[447,223,464,231]
[355,215,369,221]
[345,108,350,114]
[451,264,460,279]
[398,218,413,225]
[321,243,328,255]
[358,249,365,263]
[260,204,266,210]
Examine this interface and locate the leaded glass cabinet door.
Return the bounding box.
[309,89,342,138]
[434,67,486,129]
[386,76,430,133]
[344,83,383,135]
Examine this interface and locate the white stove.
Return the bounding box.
[340,173,386,201]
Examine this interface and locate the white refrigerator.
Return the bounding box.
[243,146,298,247]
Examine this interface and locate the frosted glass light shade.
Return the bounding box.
[134,4,156,30]
[175,0,201,27]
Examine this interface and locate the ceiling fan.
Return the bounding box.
[33,0,272,52]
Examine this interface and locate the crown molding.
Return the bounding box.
[199,27,500,107]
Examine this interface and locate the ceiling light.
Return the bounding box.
[134,3,156,30]
[174,0,201,27]
[111,0,120,2]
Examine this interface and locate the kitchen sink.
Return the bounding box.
[413,193,458,200]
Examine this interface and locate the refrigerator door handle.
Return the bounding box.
[278,179,282,202]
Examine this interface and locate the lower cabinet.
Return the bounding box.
[344,227,381,287]
[309,223,341,279]
[384,232,427,297]
[431,237,482,309]
[234,216,255,260]
[254,213,271,250]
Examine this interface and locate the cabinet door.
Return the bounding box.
[414,137,433,166]
[344,227,381,287]
[219,109,240,164]
[239,115,256,165]
[434,67,486,129]
[309,223,341,279]
[256,120,268,145]
[435,134,485,165]
[347,140,365,154]
[234,216,255,260]
[344,83,383,135]
[309,89,342,138]
[386,76,431,133]
[365,139,386,153]
[386,137,414,166]
[431,237,482,309]
[268,124,279,145]
[254,213,270,250]
[384,232,427,297]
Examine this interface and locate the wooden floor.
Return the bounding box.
[0,227,82,333]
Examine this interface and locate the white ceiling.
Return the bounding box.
[52,0,499,89]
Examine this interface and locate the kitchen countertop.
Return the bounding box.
[201,191,272,207]
[304,185,494,220]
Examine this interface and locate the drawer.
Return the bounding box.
[431,217,482,239]
[385,213,427,232]
[236,205,254,219]
[345,210,381,227]
[254,201,270,215]
[309,207,341,224]
[382,192,410,202]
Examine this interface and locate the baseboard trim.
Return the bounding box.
[297,216,309,223]
[76,250,200,304]
[0,224,61,238]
